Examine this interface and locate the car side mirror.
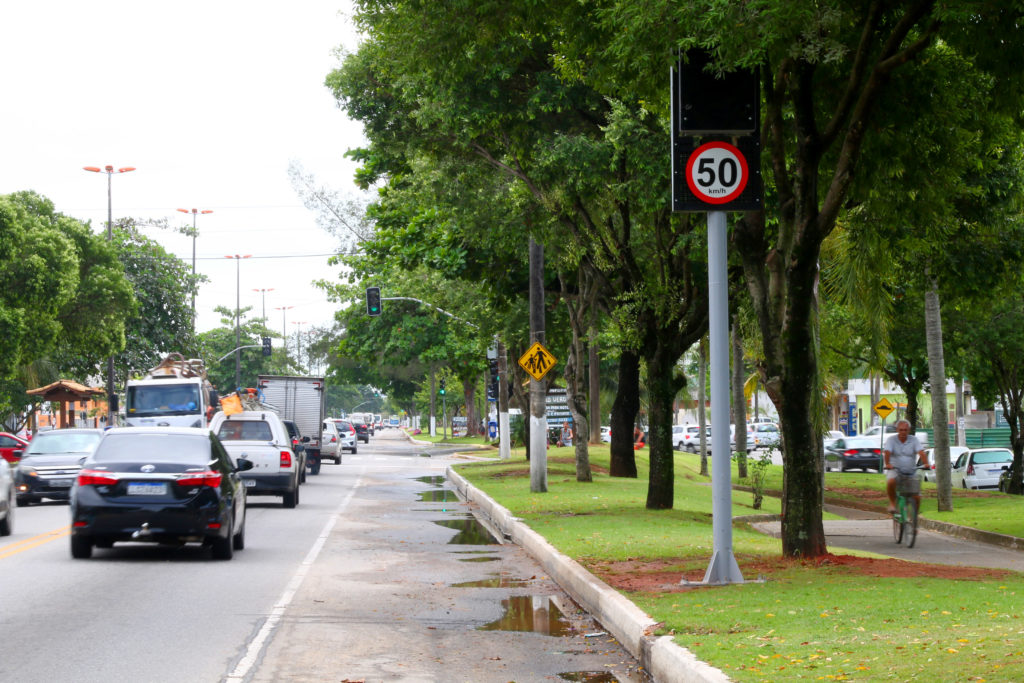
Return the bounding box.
[12,449,23,461]
[302,436,310,443]
[235,457,255,472]
[1002,465,1009,471]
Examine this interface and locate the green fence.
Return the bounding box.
[918,426,1013,449]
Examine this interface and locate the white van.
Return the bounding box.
[210,410,300,508]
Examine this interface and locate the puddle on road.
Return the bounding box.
[453,575,533,588]
[458,556,500,562]
[418,489,461,503]
[558,674,620,682]
[414,475,446,486]
[433,518,499,544]
[478,595,571,636]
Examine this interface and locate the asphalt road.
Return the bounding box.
[0,430,646,683]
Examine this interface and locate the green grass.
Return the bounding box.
[455,446,1024,682]
[402,428,494,447]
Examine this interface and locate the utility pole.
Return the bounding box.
[498,340,511,460]
[529,238,547,493]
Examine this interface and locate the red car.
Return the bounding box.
[0,432,29,463]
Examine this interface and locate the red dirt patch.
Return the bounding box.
[587,554,1012,593]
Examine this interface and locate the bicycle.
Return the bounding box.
[891,466,925,548]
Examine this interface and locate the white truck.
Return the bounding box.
[209,409,300,508]
[257,375,326,475]
[124,354,219,428]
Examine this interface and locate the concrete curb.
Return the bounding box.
[447,467,731,683]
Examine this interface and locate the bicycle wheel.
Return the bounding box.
[905,497,919,548]
[892,500,904,544]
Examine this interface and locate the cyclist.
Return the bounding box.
[883,419,926,513]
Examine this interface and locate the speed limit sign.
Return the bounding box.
[672,136,761,212]
[685,141,748,204]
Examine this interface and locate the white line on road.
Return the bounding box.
[224,469,364,682]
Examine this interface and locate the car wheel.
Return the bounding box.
[15,496,30,507]
[211,519,234,560]
[0,495,12,536]
[335,455,342,464]
[70,534,93,559]
[685,444,696,454]
[351,446,357,455]
[283,486,298,509]
[232,514,245,551]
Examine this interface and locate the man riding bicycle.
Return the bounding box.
[883,419,926,513]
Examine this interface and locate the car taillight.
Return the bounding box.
[77,469,119,486]
[967,464,975,475]
[176,471,222,488]
[280,451,292,468]
[844,450,858,456]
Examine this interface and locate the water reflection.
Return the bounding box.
[433,518,499,545]
[478,595,571,636]
[418,489,461,503]
[453,575,533,588]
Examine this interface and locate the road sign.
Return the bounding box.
[685,141,749,204]
[518,341,557,381]
[874,398,895,420]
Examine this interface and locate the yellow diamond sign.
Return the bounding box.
[518,341,557,381]
[874,398,895,420]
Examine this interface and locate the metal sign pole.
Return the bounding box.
[702,210,744,584]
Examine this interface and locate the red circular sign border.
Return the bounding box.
[685,141,749,205]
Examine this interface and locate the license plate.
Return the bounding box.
[127,482,167,496]
[49,479,73,488]
[244,479,256,487]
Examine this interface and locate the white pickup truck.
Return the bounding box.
[209,410,300,508]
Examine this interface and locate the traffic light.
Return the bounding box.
[366,286,382,316]
[262,336,272,356]
[439,379,446,396]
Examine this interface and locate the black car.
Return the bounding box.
[69,427,252,560]
[351,418,371,444]
[15,428,103,505]
[281,419,308,482]
[824,436,883,472]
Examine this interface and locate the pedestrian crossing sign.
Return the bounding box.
[518,341,557,381]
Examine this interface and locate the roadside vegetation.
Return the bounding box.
[455,446,1024,681]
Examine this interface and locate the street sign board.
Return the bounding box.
[685,141,749,204]
[874,398,895,420]
[518,341,557,381]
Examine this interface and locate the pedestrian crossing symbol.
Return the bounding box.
[518,342,557,381]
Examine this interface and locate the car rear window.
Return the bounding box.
[217,420,274,441]
[91,433,211,466]
[973,450,1013,465]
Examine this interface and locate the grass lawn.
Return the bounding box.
[454,445,1024,682]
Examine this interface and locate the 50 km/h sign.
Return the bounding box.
[685,141,749,205]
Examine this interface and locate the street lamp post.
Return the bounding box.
[176,208,213,329]
[292,321,307,369]
[274,305,294,355]
[224,254,252,389]
[83,164,135,426]
[253,288,274,322]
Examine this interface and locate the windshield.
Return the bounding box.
[26,431,102,455]
[127,384,202,417]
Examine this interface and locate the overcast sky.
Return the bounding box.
[0,1,367,352]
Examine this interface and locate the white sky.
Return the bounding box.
[0,1,367,347]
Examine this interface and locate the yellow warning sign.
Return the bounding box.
[518,341,557,381]
[873,398,895,420]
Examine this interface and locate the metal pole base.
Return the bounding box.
[692,549,745,586]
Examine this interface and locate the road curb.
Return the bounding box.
[447,467,731,683]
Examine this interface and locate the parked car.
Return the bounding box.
[320,419,341,465]
[600,426,611,443]
[863,424,929,448]
[350,416,371,443]
[952,448,1013,490]
[747,422,781,450]
[998,466,1018,493]
[210,410,301,508]
[1,454,13,535]
[673,425,699,450]
[332,419,358,455]
[68,427,251,559]
[824,436,883,472]
[922,446,970,483]
[0,432,29,464]
[280,419,308,481]
[15,428,103,505]
[682,425,713,453]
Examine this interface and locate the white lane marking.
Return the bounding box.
[224,469,364,682]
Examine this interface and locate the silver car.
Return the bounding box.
[922,446,969,483]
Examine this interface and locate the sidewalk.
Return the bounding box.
[445,459,1024,683]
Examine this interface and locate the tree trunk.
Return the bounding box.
[646,343,684,509]
[588,328,602,444]
[609,350,640,478]
[731,314,747,478]
[925,276,953,510]
[698,335,709,477]
[561,269,592,483]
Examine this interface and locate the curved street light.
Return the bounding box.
[225,255,252,389]
[83,164,135,425]
[176,208,213,329]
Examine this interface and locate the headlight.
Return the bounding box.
[18,466,37,477]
